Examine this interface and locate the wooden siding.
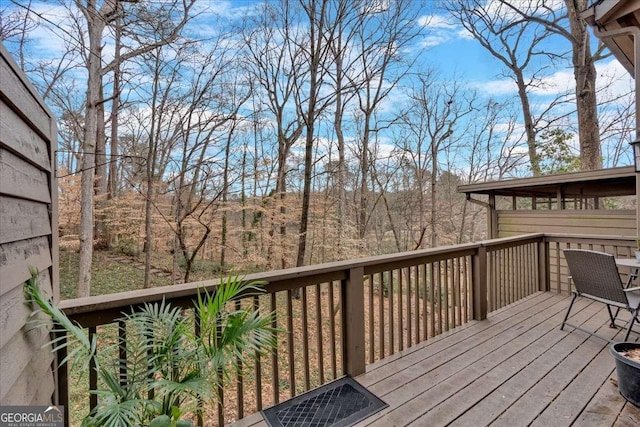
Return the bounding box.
[0,43,58,406]
[498,210,636,238]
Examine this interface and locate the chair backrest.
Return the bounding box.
[563,249,627,305]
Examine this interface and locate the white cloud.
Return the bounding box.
[528,69,574,96]
[416,13,467,48]
[419,35,449,49]
[417,14,457,30]
[472,68,576,98]
[595,59,634,104]
[473,79,517,95]
[457,28,474,40]
[22,2,82,60]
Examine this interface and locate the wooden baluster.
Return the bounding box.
[421,264,428,341]
[328,281,337,380]
[378,272,384,359]
[118,320,126,388]
[286,290,295,397]
[55,330,69,426]
[194,310,203,427]
[254,296,263,411]
[414,265,420,344]
[315,283,324,385]
[235,298,244,420]
[368,275,374,363]
[89,326,97,412]
[270,293,279,404]
[398,269,404,351]
[429,263,435,338]
[389,270,394,354]
[443,260,450,332]
[407,267,412,347]
[301,286,310,391]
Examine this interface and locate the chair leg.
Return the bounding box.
[624,309,639,341]
[561,293,578,331]
[607,305,618,328]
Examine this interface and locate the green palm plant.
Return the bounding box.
[24,270,278,427]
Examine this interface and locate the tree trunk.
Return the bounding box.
[430,141,438,247]
[107,10,121,200]
[94,82,107,246]
[334,27,346,259]
[77,11,106,298]
[358,119,370,243]
[566,0,601,170]
[515,71,540,176]
[221,128,233,268]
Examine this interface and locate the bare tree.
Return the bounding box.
[395,72,474,248]
[294,0,348,268]
[348,0,423,247]
[73,0,195,297]
[1,0,37,69]
[445,0,569,176]
[497,0,607,170]
[241,1,305,270]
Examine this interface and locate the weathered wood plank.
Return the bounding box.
[30,372,55,406]
[415,300,604,427]
[228,412,266,427]
[568,372,625,427]
[0,195,52,245]
[1,346,54,405]
[485,323,623,426]
[0,268,52,349]
[498,211,636,238]
[0,42,56,411]
[530,331,621,426]
[0,147,51,202]
[359,292,553,387]
[234,292,627,427]
[0,49,53,140]
[0,101,51,172]
[359,294,556,393]
[613,402,640,426]
[0,316,52,403]
[363,295,577,426]
[0,237,52,297]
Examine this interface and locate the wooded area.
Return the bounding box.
[0,0,635,297]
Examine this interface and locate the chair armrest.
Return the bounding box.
[623,286,640,292]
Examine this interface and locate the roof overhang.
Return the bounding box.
[458,166,635,198]
[582,0,640,75]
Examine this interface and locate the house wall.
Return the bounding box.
[497,210,636,238]
[0,44,58,405]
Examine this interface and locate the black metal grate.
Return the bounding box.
[262,376,387,427]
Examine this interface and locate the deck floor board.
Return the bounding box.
[228,292,640,427]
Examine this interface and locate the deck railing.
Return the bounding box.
[544,234,636,294]
[54,233,635,425]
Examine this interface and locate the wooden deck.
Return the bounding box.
[231,292,640,427]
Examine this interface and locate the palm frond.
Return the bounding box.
[23,268,97,367]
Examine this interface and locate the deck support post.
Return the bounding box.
[342,266,366,377]
[538,238,550,292]
[472,246,488,320]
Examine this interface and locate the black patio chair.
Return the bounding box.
[561,249,640,342]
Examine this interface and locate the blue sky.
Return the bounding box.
[4,0,635,172]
